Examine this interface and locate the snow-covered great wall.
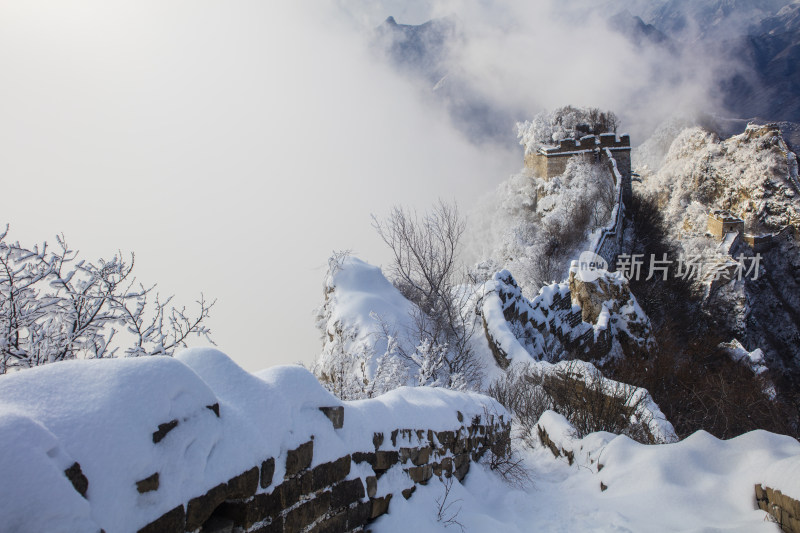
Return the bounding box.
[0,349,509,533]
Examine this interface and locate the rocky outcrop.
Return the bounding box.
[568,267,654,353]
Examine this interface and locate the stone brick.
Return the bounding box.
[352,451,376,465]
[251,517,284,533]
[346,500,372,529]
[135,472,159,494]
[261,490,283,521]
[402,486,416,500]
[365,476,377,498]
[255,460,273,490]
[436,431,455,452]
[440,457,453,478]
[318,406,344,429]
[454,461,470,482]
[228,467,259,499]
[330,478,365,510]
[407,464,433,484]
[137,505,185,533]
[309,510,346,533]
[373,432,384,450]
[284,492,330,533]
[186,483,228,531]
[370,495,392,519]
[311,455,351,492]
[285,441,314,478]
[400,446,432,466]
[216,490,283,529]
[202,514,234,533]
[215,498,259,529]
[64,462,89,498]
[279,471,313,508]
[152,420,178,444]
[791,495,800,518]
[413,446,432,466]
[374,450,399,471]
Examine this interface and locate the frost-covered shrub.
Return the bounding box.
[0,228,213,374]
[313,326,410,400]
[372,201,484,390]
[471,157,616,292]
[487,362,659,446]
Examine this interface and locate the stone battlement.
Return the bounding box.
[524,133,632,205]
[536,133,631,157]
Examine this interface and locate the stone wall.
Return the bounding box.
[755,484,800,532]
[135,409,510,533]
[525,133,631,187]
[481,271,612,367]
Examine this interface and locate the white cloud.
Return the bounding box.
[0,0,518,371]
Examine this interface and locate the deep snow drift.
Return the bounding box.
[1,348,798,532]
[0,349,501,533]
[375,411,800,533]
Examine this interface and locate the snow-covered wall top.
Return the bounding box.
[0,348,504,532]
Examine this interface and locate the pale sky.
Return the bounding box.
[0,1,520,371]
[0,1,724,372]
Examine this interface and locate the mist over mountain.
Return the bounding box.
[375,0,800,143]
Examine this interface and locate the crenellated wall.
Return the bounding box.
[0,351,510,533]
[525,133,631,198]
[135,409,510,533]
[480,270,612,368]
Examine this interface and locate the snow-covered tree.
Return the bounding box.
[0,228,214,373]
[372,200,484,389]
[472,157,616,291]
[313,325,409,400]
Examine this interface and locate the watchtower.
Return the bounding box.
[524,133,632,203]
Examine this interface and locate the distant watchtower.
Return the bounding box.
[524,133,632,203]
[707,210,744,241]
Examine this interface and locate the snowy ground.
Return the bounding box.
[374,412,800,533]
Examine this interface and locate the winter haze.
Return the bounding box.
[0,0,744,370]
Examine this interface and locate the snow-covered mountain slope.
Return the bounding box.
[636,121,800,396]
[312,253,675,441]
[373,16,520,147]
[374,409,800,533]
[639,123,799,237]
